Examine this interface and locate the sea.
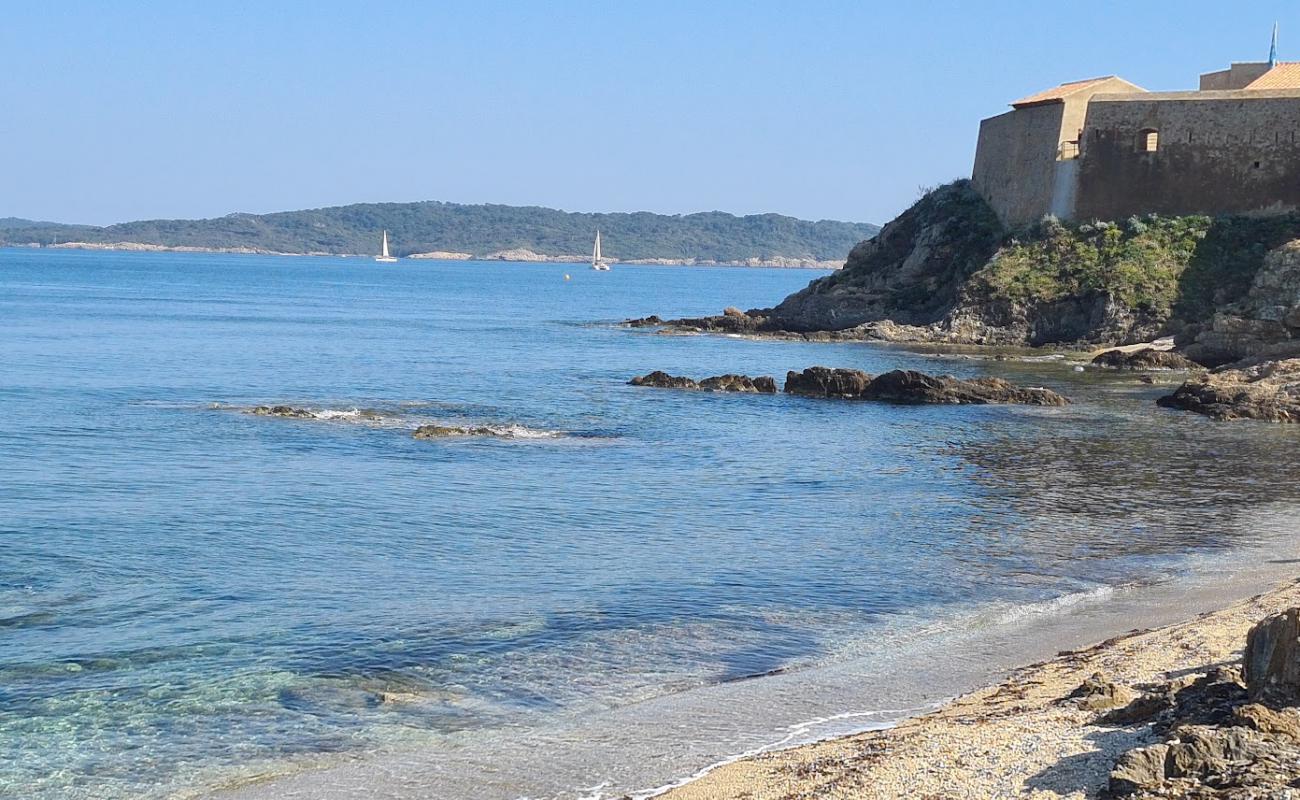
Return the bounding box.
[3,248,1300,800]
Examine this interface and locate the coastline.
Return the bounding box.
[654,575,1300,800]
[10,243,841,269]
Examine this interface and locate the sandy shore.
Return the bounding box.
[656,577,1300,800]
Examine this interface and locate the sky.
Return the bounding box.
[2,1,1295,227]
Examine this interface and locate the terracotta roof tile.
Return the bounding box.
[1245,63,1300,89]
[1011,77,1119,108]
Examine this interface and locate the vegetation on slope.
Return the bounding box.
[0,202,880,262]
[968,212,1300,323]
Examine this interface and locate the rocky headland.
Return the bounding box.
[626,180,1300,420]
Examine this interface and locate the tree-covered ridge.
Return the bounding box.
[0,202,879,262]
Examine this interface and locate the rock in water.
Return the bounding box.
[860,370,1069,406]
[250,405,315,418]
[412,425,497,439]
[628,371,700,389]
[697,374,777,393]
[629,372,777,393]
[1091,348,1198,370]
[784,367,1068,406]
[783,367,874,398]
[1244,608,1300,704]
[1157,358,1300,421]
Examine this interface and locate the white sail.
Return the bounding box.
[375,230,397,262]
[591,230,609,270]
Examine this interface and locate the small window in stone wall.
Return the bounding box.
[1139,129,1159,152]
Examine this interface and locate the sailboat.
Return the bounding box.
[591,229,611,271]
[375,230,398,263]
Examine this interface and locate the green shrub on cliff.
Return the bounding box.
[970,211,1300,320]
[973,214,1209,313]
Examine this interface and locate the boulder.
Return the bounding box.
[624,315,664,328]
[697,374,777,393]
[1107,743,1170,795]
[1070,672,1139,712]
[859,370,1069,406]
[1091,348,1198,370]
[629,372,777,393]
[783,367,873,398]
[1234,703,1300,740]
[1243,608,1300,704]
[783,367,1069,406]
[629,371,699,389]
[1157,358,1300,421]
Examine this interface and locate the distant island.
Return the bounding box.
[0,202,879,268]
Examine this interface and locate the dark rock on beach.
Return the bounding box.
[1091,348,1198,370]
[1102,609,1300,799]
[784,366,1069,406]
[1157,358,1300,421]
[1244,608,1300,704]
[628,371,776,393]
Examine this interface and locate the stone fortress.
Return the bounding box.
[972,31,1300,228]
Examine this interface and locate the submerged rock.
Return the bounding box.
[250,405,316,418]
[629,371,777,393]
[784,366,1068,406]
[1157,358,1300,421]
[1091,348,1198,370]
[412,425,499,439]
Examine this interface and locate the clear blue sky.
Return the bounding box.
[2,1,1294,226]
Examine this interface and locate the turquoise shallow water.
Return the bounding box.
[3,248,1300,800]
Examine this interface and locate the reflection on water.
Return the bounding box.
[1,249,1299,800]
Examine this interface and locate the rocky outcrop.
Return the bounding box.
[767,182,1004,332]
[1091,348,1198,370]
[1101,611,1300,798]
[1244,608,1300,704]
[783,367,874,398]
[1180,241,1300,366]
[628,371,777,393]
[783,367,1069,406]
[1157,358,1300,421]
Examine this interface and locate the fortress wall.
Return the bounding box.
[1199,63,1271,91]
[1075,95,1300,221]
[971,104,1065,229]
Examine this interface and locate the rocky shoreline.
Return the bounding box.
[656,579,1300,800]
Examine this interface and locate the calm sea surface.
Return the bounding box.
[3,249,1300,800]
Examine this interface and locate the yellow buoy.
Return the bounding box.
[563,273,571,281]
